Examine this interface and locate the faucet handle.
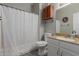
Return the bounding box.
[72,30,76,34]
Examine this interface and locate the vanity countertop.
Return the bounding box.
[48,35,79,45]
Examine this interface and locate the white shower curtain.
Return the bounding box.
[0,5,38,56]
[0,5,3,56]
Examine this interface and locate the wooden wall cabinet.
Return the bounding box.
[42,5,54,20]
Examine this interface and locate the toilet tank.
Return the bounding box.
[44,33,52,41]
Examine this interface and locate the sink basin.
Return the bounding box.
[64,35,75,41]
[63,38,75,42]
[56,36,75,42]
[64,35,71,38]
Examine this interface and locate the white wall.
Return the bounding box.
[56,20,60,33]
[31,3,39,14]
[73,12,79,35]
[39,4,45,40]
[1,3,32,13]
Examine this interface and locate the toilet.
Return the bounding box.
[35,41,47,56]
[35,33,52,55]
[35,33,51,47]
[35,41,47,48]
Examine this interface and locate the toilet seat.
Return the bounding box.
[35,41,47,47]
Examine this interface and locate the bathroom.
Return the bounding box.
[0,3,79,56]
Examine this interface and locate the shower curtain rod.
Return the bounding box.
[0,4,31,13]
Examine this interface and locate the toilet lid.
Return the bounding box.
[36,41,48,47]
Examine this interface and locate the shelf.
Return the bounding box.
[42,5,54,20]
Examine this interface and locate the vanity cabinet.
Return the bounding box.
[47,38,60,56]
[47,37,79,56]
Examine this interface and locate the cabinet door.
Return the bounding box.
[48,38,59,46]
[47,38,60,56]
[60,48,76,56]
[42,5,54,20]
[48,43,58,56]
[60,41,79,55]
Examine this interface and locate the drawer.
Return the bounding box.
[60,41,79,55]
[48,38,59,46]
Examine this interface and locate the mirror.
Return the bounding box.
[56,3,79,35]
